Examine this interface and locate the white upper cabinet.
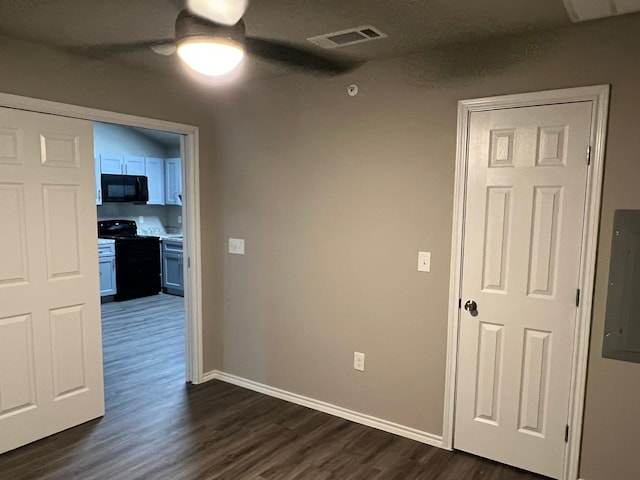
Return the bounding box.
[100,154,124,174]
[165,157,182,206]
[99,154,146,175]
[123,155,145,175]
[97,153,180,207]
[145,157,165,205]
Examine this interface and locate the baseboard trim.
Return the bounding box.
[201,369,443,448]
[201,370,219,383]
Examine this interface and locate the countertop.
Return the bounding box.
[160,234,183,242]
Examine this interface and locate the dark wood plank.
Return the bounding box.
[0,293,548,480]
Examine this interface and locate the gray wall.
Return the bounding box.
[216,14,640,480]
[1,12,640,480]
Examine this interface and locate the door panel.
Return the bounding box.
[528,187,561,296]
[43,185,82,278]
[474,321,504,424]
[518,328,551,435]
[0,314,36,416]
[0,107,104,454]
[0,184,29,285]
[50,305,88,399]
[454,102,592,478]
[482,187,512,292]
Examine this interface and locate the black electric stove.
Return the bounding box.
[98,220,161,301]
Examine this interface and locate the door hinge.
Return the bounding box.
[458,298,462,309]
[565,424,569,443]
[576,289,581,307]
[586,145,591,165]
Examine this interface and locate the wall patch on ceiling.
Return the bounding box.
[307,26,387,49]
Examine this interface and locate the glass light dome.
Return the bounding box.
[177,39,244,77]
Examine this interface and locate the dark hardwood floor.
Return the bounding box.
[0,293,547,480]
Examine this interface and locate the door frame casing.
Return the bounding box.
[0,91,205,384]
[442,85,610,480]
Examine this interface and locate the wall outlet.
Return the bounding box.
[138,215,144,224]
[354,352,365,372]
[229,238,245,255]
[418,251,431,272]
[178,215,182,225]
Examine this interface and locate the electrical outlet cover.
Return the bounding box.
[418,251,431,272]
[229,238,245,255]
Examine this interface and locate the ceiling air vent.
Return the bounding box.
[307,26,387,49]
[563,0,640,22]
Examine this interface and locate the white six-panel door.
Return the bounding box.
[0,107,104,453]
[454,102,593,478]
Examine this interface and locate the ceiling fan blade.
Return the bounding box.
[68,39,176,58]
[187,0,249,26]
[245,37,362,75]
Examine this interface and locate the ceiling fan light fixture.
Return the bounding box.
[177,38,245,76]
[187,0,249,26]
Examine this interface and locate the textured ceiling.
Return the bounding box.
[0,0,583,79]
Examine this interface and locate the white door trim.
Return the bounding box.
[442,85,610,480]
[0,91,205,384]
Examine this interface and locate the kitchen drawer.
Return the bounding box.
[163,240,183,253]
[98,243,116,257]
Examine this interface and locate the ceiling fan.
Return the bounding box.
[86,0,361,78]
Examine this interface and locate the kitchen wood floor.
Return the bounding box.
[0,293,547,480]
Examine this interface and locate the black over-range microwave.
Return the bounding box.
[101,174,149,203]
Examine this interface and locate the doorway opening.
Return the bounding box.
[95,122,191,388]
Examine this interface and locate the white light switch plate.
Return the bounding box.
[229,238,245,255]
[418,251,431,272]
[354,352,365,372]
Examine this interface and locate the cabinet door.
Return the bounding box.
[163,252,184,294]
[99,257,116,296]
[100,154,124,174]
[145,157,165,205]
[123,155,146,175]
[95,155,102,205]
[165,157,182,206]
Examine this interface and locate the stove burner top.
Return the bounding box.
[99,234,159,241]
[97,219,160,241]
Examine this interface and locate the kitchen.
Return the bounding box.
[94,121,185,305]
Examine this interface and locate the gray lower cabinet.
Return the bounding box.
[162,240,184,296]
[98,243,117,297]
